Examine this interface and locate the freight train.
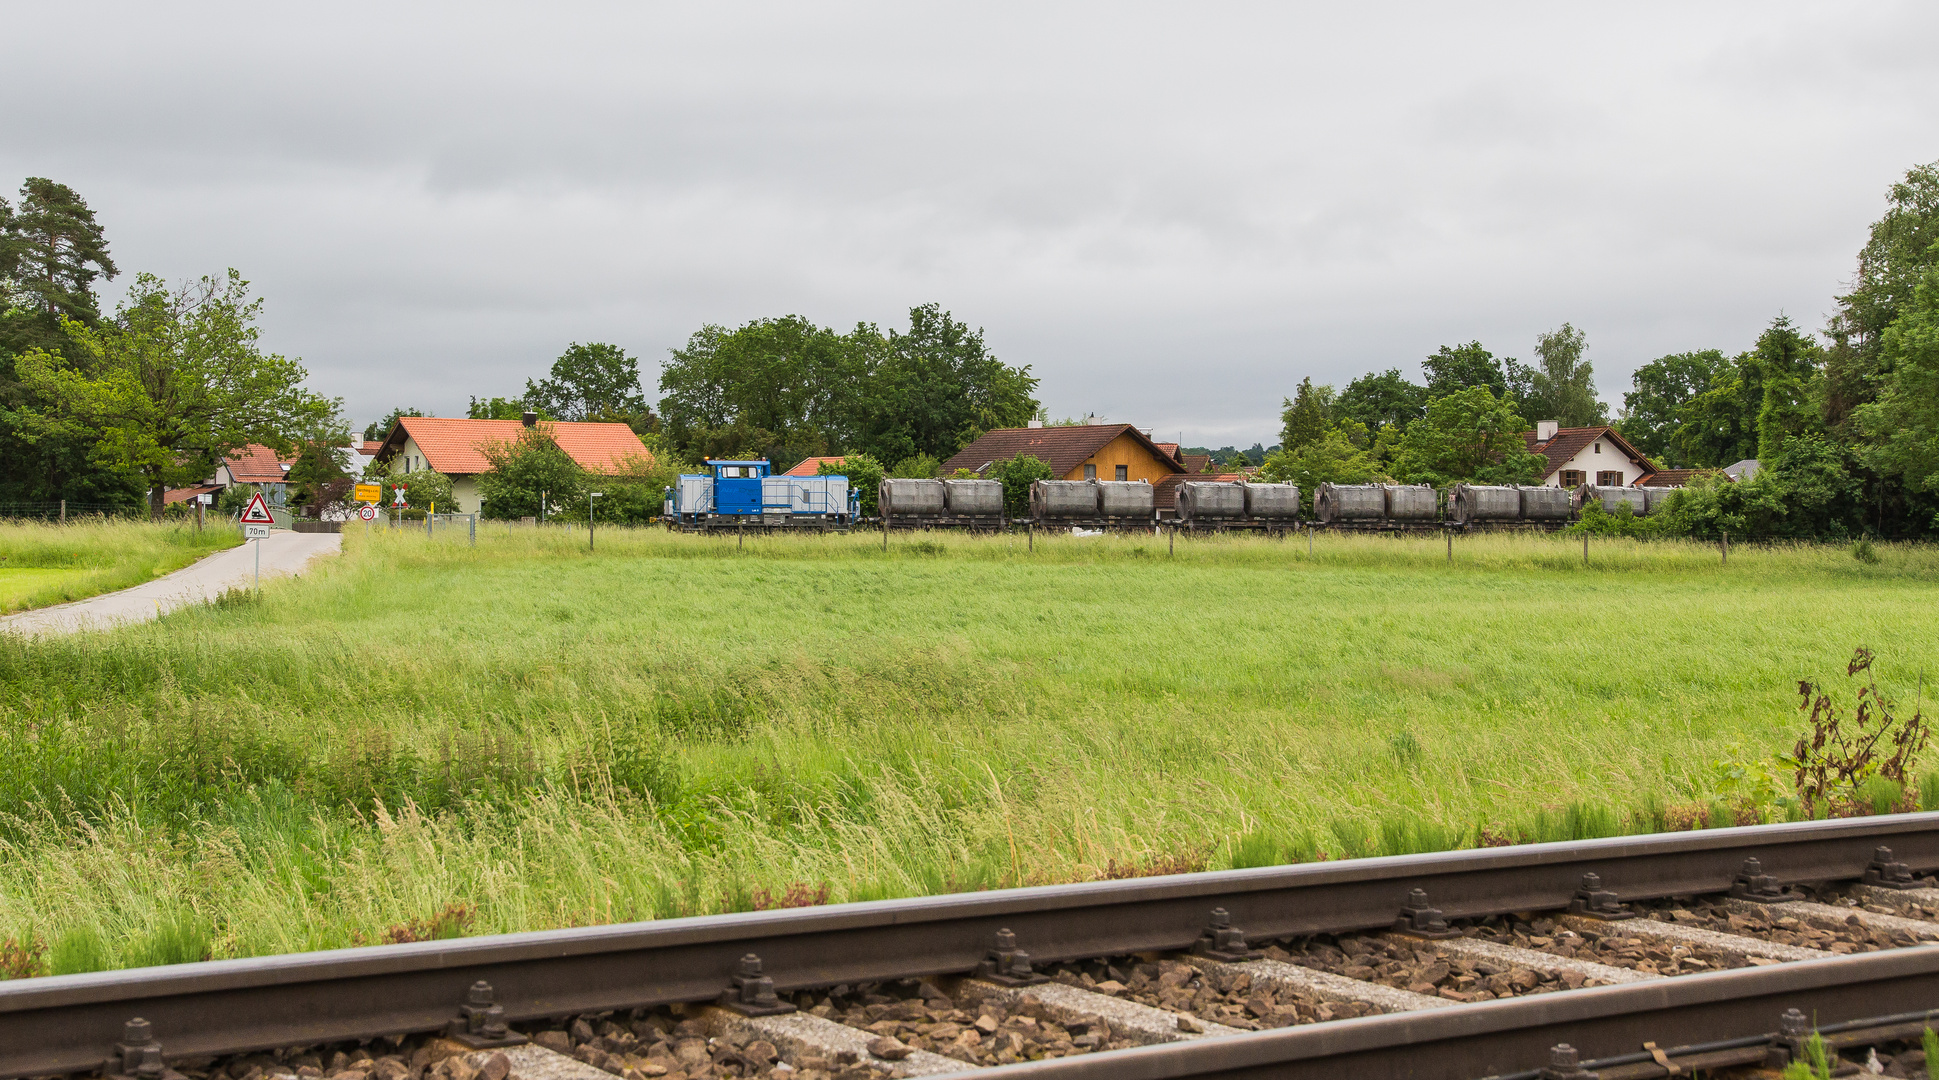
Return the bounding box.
[664,462,1673,532]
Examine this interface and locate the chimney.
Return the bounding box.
[1027,420,1044,428]
[522,411,538,427]
[1536,420,1558,442]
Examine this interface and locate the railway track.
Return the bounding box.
[11,816,1939,1080]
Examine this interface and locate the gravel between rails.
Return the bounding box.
[1460,912,1751,977]
[1040,956,1388,1029]
[809,978,1139,1066]
[1633,895,1935,954]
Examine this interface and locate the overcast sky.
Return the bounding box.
[5,3,1936,446]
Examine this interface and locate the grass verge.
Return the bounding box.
[0,519,242,614]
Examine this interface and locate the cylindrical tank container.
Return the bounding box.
[878,478,945,518]
[1449,484,1521,525]
[1031,479,1100,519]
[1177,481,1246,522]
[941,479,1003,518]
[1243,483,1301,521]
[1314,483,1386,523]
[1384,484,1439,522]
[1520,485,1573,521]
[1096,480,1154,519]
[1574,485,1649,516]
[1642,485,1678,515]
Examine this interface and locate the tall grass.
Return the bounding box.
[0,523,1934,972]
[0,519,240,614]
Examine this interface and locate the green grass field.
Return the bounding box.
[0,518,240,614]
[0,523,1934,976]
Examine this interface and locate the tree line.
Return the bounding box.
[0,179,335,516]
[1261,160,1939,539]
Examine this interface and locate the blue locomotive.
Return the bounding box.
[663,459,859,528]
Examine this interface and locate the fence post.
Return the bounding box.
[59,499,65,524]
[1447,529,1452,564]
[1169,524,1175,557]
[1583,532,1589,565]
[1307,524,1313,557]
[1722,530,1728,565]
[1028,522,1033,552]
[469,513,476,546]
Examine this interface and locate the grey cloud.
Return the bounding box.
[3,2,1935,441]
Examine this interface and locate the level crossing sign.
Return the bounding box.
[239,492,275,525]
[392,484,409,507]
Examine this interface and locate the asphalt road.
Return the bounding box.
[0,531,342,636]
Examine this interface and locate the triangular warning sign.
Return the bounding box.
[239,492,276,524]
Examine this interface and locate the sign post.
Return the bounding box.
[239,492,276,592]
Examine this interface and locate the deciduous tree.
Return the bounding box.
[1338,368,1427,432]
[1520,323,1606,427]
[1389,386,1544,487]
[1619,350,1728,468]
[525,342,650,425]
[1278,377,1336,452]
[17,270,336,517]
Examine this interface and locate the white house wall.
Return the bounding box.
[1542,437,1648,487]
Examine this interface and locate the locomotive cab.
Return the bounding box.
[709,459,770,516]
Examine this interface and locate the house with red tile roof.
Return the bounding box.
[784,456,846,477]
[212,444,299,505]
[372,414,652,513]
[1522,422,1658,489]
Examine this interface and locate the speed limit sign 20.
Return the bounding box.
[358,505,377,521]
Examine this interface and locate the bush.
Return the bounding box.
[889,454,940,479]
[476,424,587,520]
[1566,499,1660,537]
[818,453,884,515]
[365,468,457,514]
[558,453,681,525]
[984,454,1054,517]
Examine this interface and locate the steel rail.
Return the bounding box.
[4,814,1938,1078]
[950,945,1939,1079]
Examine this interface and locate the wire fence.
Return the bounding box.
[0,501,148,522]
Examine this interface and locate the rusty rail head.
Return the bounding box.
[3,814,1939,1078]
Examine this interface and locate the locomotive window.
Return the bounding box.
[1115,465,1128,481]
[1084,464,1097,479]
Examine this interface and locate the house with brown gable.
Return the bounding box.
[1523,422,1660,489]
[942,422,1211,512]
[371,413,651,514]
